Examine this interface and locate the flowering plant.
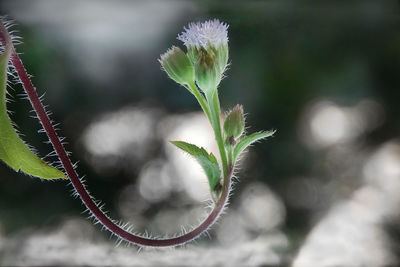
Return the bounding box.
[160,19,273,198]
[0,18,273,247]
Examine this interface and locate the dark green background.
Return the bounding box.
[0,1,399,265]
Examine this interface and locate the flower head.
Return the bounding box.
[177,19,229,97]
[177,19,229,49]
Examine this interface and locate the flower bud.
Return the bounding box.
[159,46,194,85]
[224,104,245,142]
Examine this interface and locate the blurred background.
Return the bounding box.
[0,0,400,266]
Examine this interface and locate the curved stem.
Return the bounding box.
[0,22,233,247]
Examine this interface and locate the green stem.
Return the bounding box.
[227,144,233,167]
[187,82,228,182]
[187,81,211,121]
[208,90,228,177]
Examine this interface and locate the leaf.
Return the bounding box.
[0,48,66,179]
[171,140,221,191]
[233,130,275,161]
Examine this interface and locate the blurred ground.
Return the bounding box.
[1,1,400,266]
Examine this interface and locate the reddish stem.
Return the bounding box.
[0,22,233,247]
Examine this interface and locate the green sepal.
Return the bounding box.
[233,130,275,161]
[189,43,228,98]
[171,140,221,192]
[0,48,66,179]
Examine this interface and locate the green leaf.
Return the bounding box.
[0,49,66,179]
[171,140,221,191]
[233,130,275,161]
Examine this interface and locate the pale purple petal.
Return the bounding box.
[177,19,228,49]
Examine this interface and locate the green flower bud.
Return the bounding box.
[159,46,194,85]
[224,104,245,143]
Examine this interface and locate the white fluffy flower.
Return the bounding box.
[178,19,228,49]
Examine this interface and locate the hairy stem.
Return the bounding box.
[208,90,228,177]
[188,82,228,178]
[0,22,233,247]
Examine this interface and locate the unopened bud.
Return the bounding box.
[159,46,194,85]
[224,104,245,142]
